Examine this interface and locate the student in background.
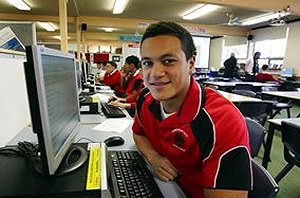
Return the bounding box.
[109,55,144,116]
[245,52,261,76]
[223,52,237,78]
[256,64,279,82]
[95,61,107,83]
[132,21,252,198]
[103,61,124,94]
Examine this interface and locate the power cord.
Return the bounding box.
[0,141,39,158]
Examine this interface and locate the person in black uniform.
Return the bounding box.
[223,53,237,78]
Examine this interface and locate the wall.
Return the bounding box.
[0,53,30,146]
[284,21,300,76]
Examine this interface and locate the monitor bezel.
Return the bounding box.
[25,45,81,175]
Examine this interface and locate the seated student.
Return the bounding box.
[95,61,107,83]
[103,61,124,94]
[132,21,252,198]
[256,64,279,82]
[109,55,144,116]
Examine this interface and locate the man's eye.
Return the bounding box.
[163,59,175,65]
[142,61,153,67]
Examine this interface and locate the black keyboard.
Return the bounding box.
[108,151,164,198]
[101,103,126,118]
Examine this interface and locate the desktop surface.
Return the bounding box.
[0,143,100,198]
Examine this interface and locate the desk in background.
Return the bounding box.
[262,91,300,117]
[203,81,280,92]
[262,118,300,169]
[218,90,261,103]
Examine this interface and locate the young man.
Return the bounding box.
[132,21,252,198]
[95,61,107,83]
[256,64,279,82]
[103,61,123,93]
[245,51,261,76]
[109,55,144,116]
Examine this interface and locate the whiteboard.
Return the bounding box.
[0,54,31,146]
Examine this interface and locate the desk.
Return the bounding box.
[262,118,300,169]
[262,91,300,117]
[6,114,187,198]
[203,81,279,90]
[218,90,261,103]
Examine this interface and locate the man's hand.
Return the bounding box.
[148,154,178,182]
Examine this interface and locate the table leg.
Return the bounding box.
[262,123,276,169]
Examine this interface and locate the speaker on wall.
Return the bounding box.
[247,35,253,40]
[81,23,87,31]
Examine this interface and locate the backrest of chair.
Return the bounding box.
[236,101,273,126]
[232,90,257,98]
[281,121,300,157]
[245,118,265,158]
[234,83,254,91]
[248,159,279,198]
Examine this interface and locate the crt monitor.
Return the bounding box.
[24,45,87,176]
[281,68,294,78]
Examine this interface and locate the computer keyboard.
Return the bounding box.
[101,102,126,118]
[108,151,164,198]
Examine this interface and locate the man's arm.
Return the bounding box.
[204,189,248,198]
[133,133,178,181]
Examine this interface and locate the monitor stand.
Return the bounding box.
[33,144,88,177]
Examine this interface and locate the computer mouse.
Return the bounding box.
[104,136,125,147]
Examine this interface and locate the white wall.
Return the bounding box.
[284,21,300,76]
[209,37,224,70]
[0,53,30,146]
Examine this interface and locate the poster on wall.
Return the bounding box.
[0,26,25,52]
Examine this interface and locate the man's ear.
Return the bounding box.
[188,55,196,75]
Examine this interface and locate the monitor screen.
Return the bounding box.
[24,45,86,176]
[281,68,293,77]
[75,60,82,94]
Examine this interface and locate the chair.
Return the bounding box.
[232,89,257,98]
[235,101,273,126]
[269,101,292,119]
[245,118,266,158]
[248,159,279,198]
[260,88,292,119]
[234,83,254,91]
[274,121,300,183]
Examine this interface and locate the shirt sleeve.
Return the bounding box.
[132,115,145,136]
[196,99,252,190]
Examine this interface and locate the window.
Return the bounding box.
[254,38,287,58]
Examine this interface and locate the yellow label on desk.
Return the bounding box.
[91,95,99,103]
[86,143,101,190]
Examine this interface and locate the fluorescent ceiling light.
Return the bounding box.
[183,4,220,20]
[102,27,117,32]
[113,0,129,14]
[241,12,289,26]
[39,22,57,32]
[8,0,31,11]
[53,36,71,40]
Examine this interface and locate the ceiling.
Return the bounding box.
[0,0,300,47]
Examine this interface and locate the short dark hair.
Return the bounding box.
[262,64,269,70]
[108,61,117,68]
[141,21,196,60]
[125,55,140,69]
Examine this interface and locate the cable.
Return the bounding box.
[76,137,97,143]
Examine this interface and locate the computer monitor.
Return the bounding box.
[81,60,89,84]
[24,45,87,176]
[281,68,294,78]
[75,60,83,94]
